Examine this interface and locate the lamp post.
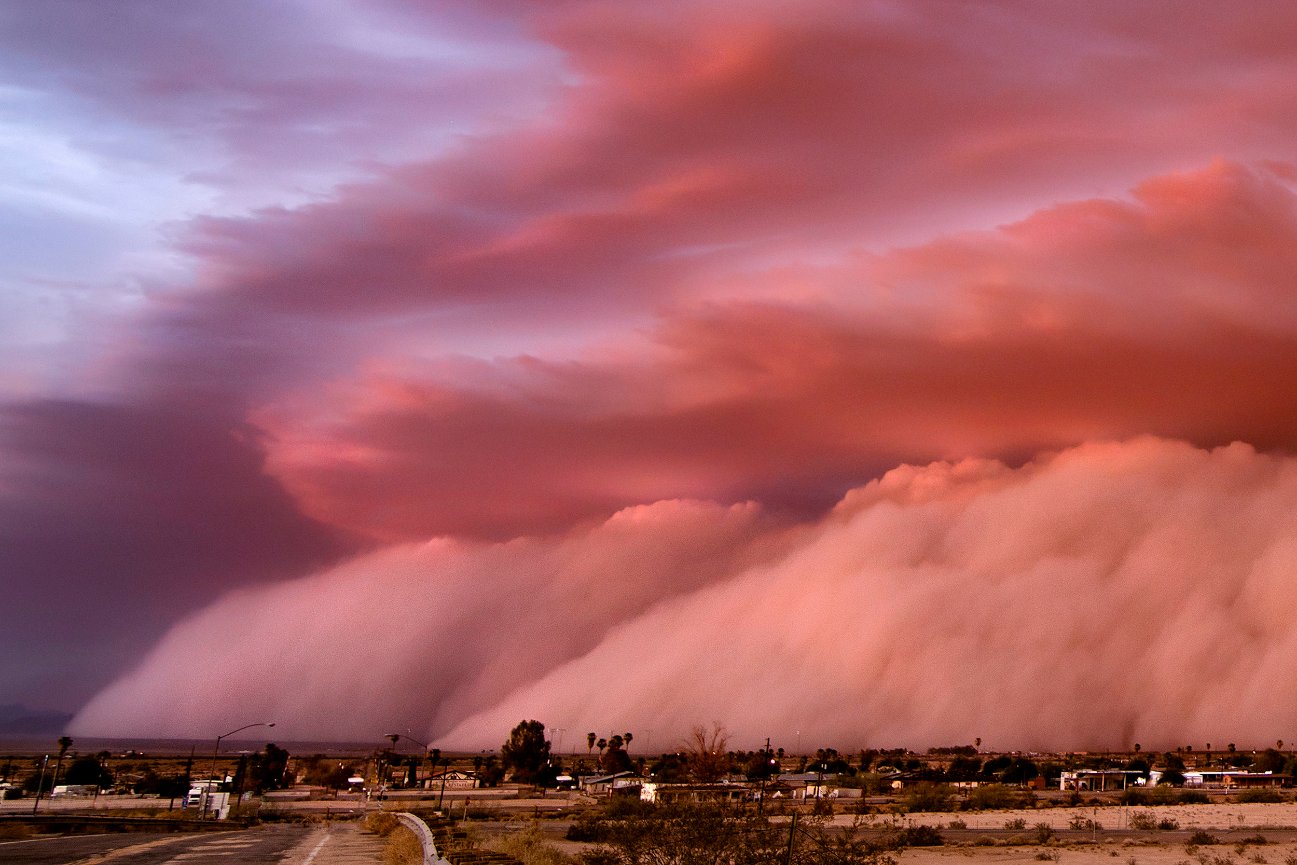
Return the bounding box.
[204,722,274,818]
[438,757,450,810]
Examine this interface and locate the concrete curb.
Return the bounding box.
[394,812,451,865]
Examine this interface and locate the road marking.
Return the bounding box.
[302,831,331,865]
[65,835,192,865]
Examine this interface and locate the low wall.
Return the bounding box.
[394,811,450,865]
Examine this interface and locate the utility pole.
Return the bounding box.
[31,755,49,815]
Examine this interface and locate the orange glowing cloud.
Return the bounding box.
[254,162,1297,544]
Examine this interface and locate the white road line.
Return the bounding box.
[301,831,331,865]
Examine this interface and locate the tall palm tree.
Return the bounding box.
[623,732,633,752]
[51,736,72,793]
[587,732,596,754]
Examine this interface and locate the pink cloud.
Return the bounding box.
[253,162,1297,542]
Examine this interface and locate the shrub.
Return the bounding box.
[383,826,423,865]
[1157,818,1180,830]
[1069,815,1101,831]
[1036,823,1055,844]
[364,812,401,837]
[947,819,967,829]
[1187,831,1219,846]
[1129,811,1159,831]
[901,783,952,812]
[965,784,1035,811]
[1005,818,1028,830]
[895,824,945,847]
[486,824,577,865]
[565,816,610,842]
[1237,789,1284,804]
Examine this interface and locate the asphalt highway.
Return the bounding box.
[0,823,363,865]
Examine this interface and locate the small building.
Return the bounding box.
[1180,771,1291,788]
[640,782,750,804]
[1060,770,1143,791]
[580,771,640,797]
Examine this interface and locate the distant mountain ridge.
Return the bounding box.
[0,703,72,735]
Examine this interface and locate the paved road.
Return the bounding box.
[0,822,384,865]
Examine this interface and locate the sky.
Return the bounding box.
[6,1,1297,752]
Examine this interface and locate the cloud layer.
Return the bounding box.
[7,3,1297,743]
[73,439,1297,751]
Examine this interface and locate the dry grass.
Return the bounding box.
[364,811,401,836]
[383,825,423,865]
[485,823,577,865]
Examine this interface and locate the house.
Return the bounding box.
[774,772,851,799]
[1059,770,1143,791]
[1178,771,1291,788]
[640,782,750,804]
[580,771,640,797]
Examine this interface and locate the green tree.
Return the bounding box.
[501,720,551,783]
[63,755,113,789]
[601,736,634,774]
[246,743,291,793]
[1254,748,1286,774]
[1001,757,1039,785]
[587,732,597,754]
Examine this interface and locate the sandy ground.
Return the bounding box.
[831,804,1297,865]
[834,803,1297,831]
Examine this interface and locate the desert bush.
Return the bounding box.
[1036,823,1056,844]
[1239,836,1268,846]
[965,784,1035,811]
[1005,818,1028,830]
[947,819,967,829]
[565,814,611,843]
[1236,789,1284,804]
[1187,831,1219,846]
[364,811,401,836]
[894,824,944,847]
[487,824,576,865]
[1069,815,1101,831]
[383,826,423,865]
[1129,812,1159,831]
[1122,787,1208,806]
[601,796,656,819]
[0,823,34,841]
[1159,818,1180,830]
[1036,851,1061,862]
[580,806,897,865]
[902,783,952,812]
[1194,852,1234,865]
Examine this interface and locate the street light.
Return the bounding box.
[204,722,274,818]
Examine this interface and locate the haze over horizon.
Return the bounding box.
[6,1,1297,751]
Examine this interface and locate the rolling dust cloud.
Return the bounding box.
[71,437,1297,751]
